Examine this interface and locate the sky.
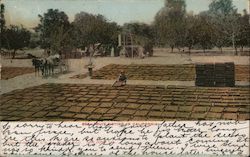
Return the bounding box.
[2,0,249,29]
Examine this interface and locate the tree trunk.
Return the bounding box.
[203,48,205,53]
[232,33,237,56]
[171,46,174,53]
[12,49,16,59]
[241,46,243,52]
[235,47,238,56]
[220,47,223,53]
[188,47,191,56]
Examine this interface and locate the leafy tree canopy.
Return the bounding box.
[2,25,31,58]
[154,0,186,50]
[72,12,120,48]
[35,9,71,50]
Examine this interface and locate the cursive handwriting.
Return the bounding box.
[0,121,249,156]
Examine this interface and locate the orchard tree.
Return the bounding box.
[212,24,229,53]
[35,9,71,54]
[0,3,5,51]
[29,32,40,49]
[195,13,214,53]
[235,10,250,52]
[208,0,241,54]
[154,0,186,52]
[49,25,72,53]
[72,12,120,50]
[123,22,154,39]
[3,25,31,58]
[123,22,155,50]
[183,14,199,53]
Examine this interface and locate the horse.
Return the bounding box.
[45,54,62,76]
[31,54,59,77]
[45,54,60,75]
[32,58,44,76]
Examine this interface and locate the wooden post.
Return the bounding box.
[118,34,121,47]
[130,33,133,58]
[124,34,126,47]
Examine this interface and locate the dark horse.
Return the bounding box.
[32,55,60,77]
[32,58,44,76]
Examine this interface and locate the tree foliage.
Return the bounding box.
[5,0,247,57]
[50,25,73,53]
[235,10,250,50]
[2,25,31,58]
[153,0,248,54]
[208,0,241,54]
[123,22,154,47]
[72,12,120,49]
[183,14,199,52]
[154,0,186,51]
[0,3,5,50]
[123,22,154,39]
[195,13,214,52]
[0,3,5,30]
[29,32,40,49]
[35,9,71,53]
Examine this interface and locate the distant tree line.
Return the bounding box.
[0,0,249,58]
[1,3,31,58]
[154,0,250,54]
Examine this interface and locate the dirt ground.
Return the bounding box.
[1,83,249,121]
[0,49,249,121]
[1,67,34,80]
[1,50,249,94]
[72,64,249,82]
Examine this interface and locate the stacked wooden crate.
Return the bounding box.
[195,62,235,87]
[224,62,235,87]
